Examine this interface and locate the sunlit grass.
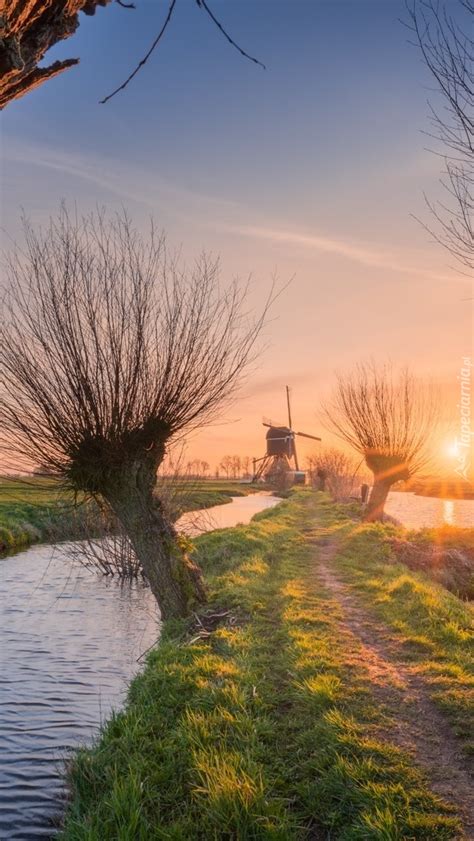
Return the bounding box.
[332,518,474,751]
[61,491,464,839]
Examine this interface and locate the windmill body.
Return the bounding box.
[252,387,321,484]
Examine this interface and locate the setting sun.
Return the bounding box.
[445,439,460,459]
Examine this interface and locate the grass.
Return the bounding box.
[0,476,260,555]
[60,491,470,839]
[405,525,474,557]
[328,517,474,752]
[0,477,94,553]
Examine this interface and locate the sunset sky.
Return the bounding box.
[1,0,472,472]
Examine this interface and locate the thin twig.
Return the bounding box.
[100,0,178,104]
[198,0,266,69]
[136,636,161,662]
[101,0,265,104]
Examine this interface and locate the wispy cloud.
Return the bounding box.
[4,137,461,284]
[4,138,241,218]
[221,222,458,283]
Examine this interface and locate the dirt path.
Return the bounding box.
[311,535,474,839]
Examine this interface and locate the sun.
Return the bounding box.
[445,439,459,459]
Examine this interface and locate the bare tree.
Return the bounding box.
[241,456,251,478]
[231,455,242,479]
[0,207,269,618]
[322,363,438,521]
[308,447,362,501]
[1,0,264,110]
[219,456,233,479]
[407,0,473,269]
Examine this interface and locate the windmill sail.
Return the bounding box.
[296,431,322,441]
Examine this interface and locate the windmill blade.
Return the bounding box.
[296,431,322,441]
[286,385,293,430]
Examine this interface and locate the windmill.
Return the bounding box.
[252,386,321,484]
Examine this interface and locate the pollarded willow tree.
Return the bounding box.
[322,362,438,521]
[0,208,270,618]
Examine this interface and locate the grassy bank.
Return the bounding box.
[332,520,474,751]
[61,492,473,839]
[0,478,95,554]
[0,477,257,555]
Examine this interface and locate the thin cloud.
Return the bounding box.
[4,138,463,285]
[242,372,315,400]
[4,138,242,218]
[223,222,458,283]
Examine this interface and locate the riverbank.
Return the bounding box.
[403,478,474,500]
[0,477,97,554]
[0,478,257,555]
[61,491,473,839]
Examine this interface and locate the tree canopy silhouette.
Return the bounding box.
[323,362,438,521]
[0,207,270,617]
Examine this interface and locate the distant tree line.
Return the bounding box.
[159,455,253,480]
[218,455,251,480]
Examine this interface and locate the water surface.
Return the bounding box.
[0,491,280,839]
[177,492,280,535]
[385,491,474,529]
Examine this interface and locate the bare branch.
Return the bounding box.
[100,0,178,104]
[1,0,265,108]
[322,362,439,521]
[406,0,473,269]
[0,206,271,616]
[197,0,266,70]
[100,0,265,104]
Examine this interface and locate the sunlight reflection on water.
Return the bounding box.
[385,491,473,529]
[443,499,455,526]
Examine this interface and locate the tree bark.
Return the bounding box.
[363,478,392,522]
[0,0,112,109]
[105,460,206,620]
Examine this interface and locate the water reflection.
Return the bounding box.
[443,499,455,526]
[385,491,474,529]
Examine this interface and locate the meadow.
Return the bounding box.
[0,476,256,555]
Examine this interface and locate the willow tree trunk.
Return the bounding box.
[1,0,112,109]
[364,478,392,522]
[105,461,206,620]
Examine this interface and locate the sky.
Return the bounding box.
[1,0,472,473]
